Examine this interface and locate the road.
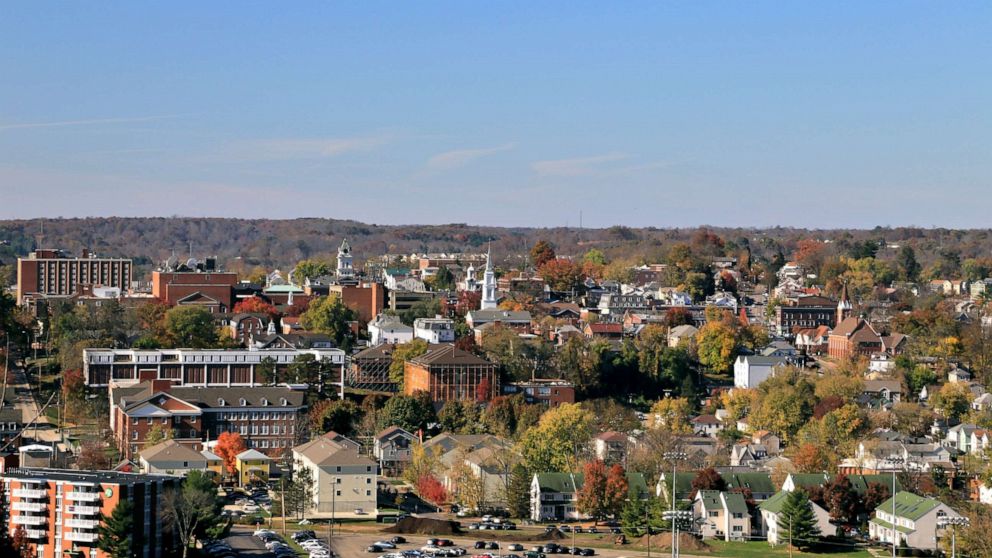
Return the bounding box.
[8,364,62,444]
[227,527,281,557]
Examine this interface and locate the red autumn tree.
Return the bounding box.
[539,258,584,292]
[475,377,492,402]
[454,334,478,353]
[576,459,609,522]
[233,296,279,318]
[11,525,30,558]
[455,291,481,317]
[530,240,557,268]
[416,474,449,505]
[665,307,694,328]
[691,467,726,495]
[604,463,629,518]
[215,431,247,475]
[790,443,830,473]
[76,440,112,470]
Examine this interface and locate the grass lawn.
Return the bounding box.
[702,540,872,557]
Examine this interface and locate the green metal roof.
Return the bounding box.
[850,474,901,494]
[758,490,791,514]
[723,492,749,514]
[698,490,722,510]
[875,491,941,521]
[535,472,649,498]
[788,473,829,489]
[723,472,775,494]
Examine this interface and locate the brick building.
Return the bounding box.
[16,249,132,305]
[151,269,239,312]
[1,467,178,558]
[774,295,838,336]
[82,347,346,388]
[403,344,498,402]
[110,380,306,459]
[501,379,575,407]
[328,282,385,323]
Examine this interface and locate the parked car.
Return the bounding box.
[474,541,486,549]
[390,536,407,544]
[485,542,499,550]
[367,546,385,553]
[580,549,595,556]
[506,544,524,551]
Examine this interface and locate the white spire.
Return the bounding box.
[481,244,498,310]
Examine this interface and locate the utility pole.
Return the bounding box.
[663,451,687,558]
[280,474,287,536]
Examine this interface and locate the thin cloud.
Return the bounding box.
[224,135,392,161]
[531,152,630,177]
[0,115,180,131]
[426,143,515,170]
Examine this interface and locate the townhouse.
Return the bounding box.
[292,436,378,518]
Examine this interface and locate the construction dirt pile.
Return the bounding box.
[637,533,711,553]
[383,517,463,535]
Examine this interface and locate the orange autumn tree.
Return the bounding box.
[233,296,279,318]
[604,463,629,519]
[215,432,247,475]
[416,474,449,506]
[577,459,630,523]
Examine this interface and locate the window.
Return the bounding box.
[336,466,341,472]
[190,416,197,424]
[218,398,226,406]
[132,432,138,440]
[261,398,268,406]
[708,511,718,517]
[366,478,372,484]
[146,417,152,425]
[336,490,341,497]
[732,526,743,532]
[732,513,743,519]
[366,490,372,496]
[240,398,247,406]
[335,478,341,484]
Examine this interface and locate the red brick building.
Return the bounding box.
[152,269,239,312]
[16,248,132,305]
[110,380,306,459]
[2,467,178,558]
[403,344,499,402]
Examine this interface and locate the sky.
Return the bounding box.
[1,2,990,229]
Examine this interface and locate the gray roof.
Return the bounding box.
[293,437,376,467]
[140,440,207,464]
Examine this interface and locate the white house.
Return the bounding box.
[734,355,790,389]
[693,490,751,541]
[293,436,378,518]
[759,490,834,544]
[413,317,456,344]
[367,314,414,345]
[868,491,961,551]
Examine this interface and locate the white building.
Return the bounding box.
[368,314,414,345]
[759,490,834,544]
[413,317,456,343]
[693,490,751,541]
[481,247,498,310]
[868,491,961,551]
[733,355,790,389]
[293,436,378,518]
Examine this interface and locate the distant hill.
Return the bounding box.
[0,217,988,276]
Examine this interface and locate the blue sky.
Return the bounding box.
[1,2,989,228]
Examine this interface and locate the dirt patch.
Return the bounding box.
[636,533,711,553]
[383,517,463,535]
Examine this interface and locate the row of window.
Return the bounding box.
[215,424,293,436]
[216,411,292,421]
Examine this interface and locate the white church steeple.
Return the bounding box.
[337,238,354,278]
[481,245,498,310]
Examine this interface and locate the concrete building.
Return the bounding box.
[292,436,378,518]
[152,269,238,313]
[16,248,132,305]
[1,467,178,558]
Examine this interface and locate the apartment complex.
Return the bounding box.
[292,436,378,518]
[16,249,132,305]
[110,381,306,459]
[83,347,346,388]
[1,467,178,558]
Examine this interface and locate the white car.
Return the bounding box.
[243,504,261,513]
[302,541,327,550]
[253,528,274,537]
[421,545,441,554]
[374,541,397,549]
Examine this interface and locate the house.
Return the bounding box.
[368,314,414,345]
[862,380,903,405]
[501,379,576,407]
[759,490,834,544]
[413,317,456,343]
[721,472,777,501]
[668,324,699,348]
[593,431,634,464]
[972,393,992,411]
[374,426,417,476]
[733,355,791,389]
[693,490,751,541]
[839,435,953,474]
[828,317,907,360]
[530,471,649,521]
[293,436,378,517]
[138,439,209,476]
[235,449,271,487]
[868,491,962,551]
[201,448,224,477]
[466,310,532,330]
[794,325,830,355]
[691,414,724,437]
[583,322,624,340]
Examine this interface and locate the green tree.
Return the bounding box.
[164,306,219,348]
[897,246,921,281]
[506,463,531,519]
[776,490,821,550]
[438,400,480,434]
[399,298,442,326]
[309,398,361,436]
[161,470,224,558]
[285,461,315,519]
[388,338,429,387]
[300,295,356,349]
[257,356,277,385]
[518,403,593,473]
[378,392,437,433]
[294,259,332,282]
[583,249,607,266]
[97,500,134,558]
[144,423,173,447]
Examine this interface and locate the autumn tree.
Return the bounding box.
[695,319,738,374]
[293,259,332,282]
[164,306,219,348]
[300,294,356,350]
[518,403,593,473]
[530,241,557,268]
[232,296,278,318]
[788,443,831,473]
[539,258,584,292]
[10,525,29,558]
[604,463,630,518]
[214,432,247,476]
[576,459,609,521]
[144,423,174,447]
[388,338,429,387]
[691,468,726,494]
[416,474,449,506]
[77,440,113,470]
[649,397,694,433]
[931,381,972,420]
[822,474,858,525]
[309,398,361,436]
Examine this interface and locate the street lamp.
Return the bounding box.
[662,451,688,558]
[937,516,970,558]
[661,510,693,558]
[882,457,904,558]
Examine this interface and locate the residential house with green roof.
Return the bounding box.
[693,490,750,541]
[759,490,834,545]
[657,470,776,505]
[530,472,650,521]
[868,491,961,551]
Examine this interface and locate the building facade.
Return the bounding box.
[403,345,499,402]
[16,249,132,305]
[293,437,378,518]
[1,467,178,558]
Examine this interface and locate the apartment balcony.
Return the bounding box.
[66,491,101,502]
[65,518,100,529]
[24,529,47,539]
[11,515,47,526]
[13,488,47,499]
[66,504,101,515]
[65,531,99,543]
[12,502,47,512]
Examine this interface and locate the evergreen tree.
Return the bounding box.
[97,500,135,558]
[776,490,821,550]
[506,464,531,519]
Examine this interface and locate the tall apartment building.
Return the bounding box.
[82,347,346,388]
[1,467,178,558]
[16,249,132,305]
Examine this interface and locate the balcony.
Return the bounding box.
[65,531,99,543]
[66,491,100,502]
[65,518,100,529]
[67,504,101,515]
[13,488,46,499]
[12,502,46,512]
[11,515,47,526]
[24,529,47,539]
